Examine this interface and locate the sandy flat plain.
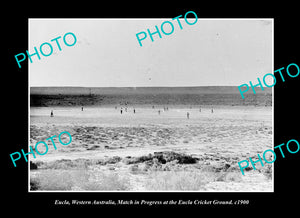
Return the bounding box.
[29,105,273,192]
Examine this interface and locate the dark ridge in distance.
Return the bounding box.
[30,86,272,95]
[30,86,272,107]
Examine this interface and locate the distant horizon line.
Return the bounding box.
[30,85,245,88]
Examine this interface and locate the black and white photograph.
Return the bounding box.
[28,18,273,192]
[5,4,300,211]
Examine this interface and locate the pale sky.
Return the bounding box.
[29,18,273,87]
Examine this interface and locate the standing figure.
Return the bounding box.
[211,108,214,113]
[133,108,136,114]
[81,106,83,111]
[120,108,123,114]
[50,110,54,117]
[187,112,190,119]
[158,110,161,115]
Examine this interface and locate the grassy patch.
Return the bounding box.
[145,170,215,191]
[30,169,85,191]
[30,169,130,191]
[80,172,130,191]
[144,169,243,191]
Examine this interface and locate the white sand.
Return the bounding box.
[30,105,273,191]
